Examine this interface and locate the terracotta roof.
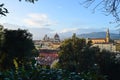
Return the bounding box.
[54,33,59,37]
[36,52,58,65]
[35,49,59,65]
[89,38,106,40]
[39,49,58,53]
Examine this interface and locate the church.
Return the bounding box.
[88,29,110,44]
[43,33,60,43]
[87,29,116,52]
[40,33,61,50]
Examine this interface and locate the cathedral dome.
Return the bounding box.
[54,33,59,38]
[54,33,60,43]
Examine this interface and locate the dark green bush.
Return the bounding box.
[0,67,106,80]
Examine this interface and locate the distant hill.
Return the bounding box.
[77,32,120,39]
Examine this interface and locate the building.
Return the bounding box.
[34,33,61,50]
[35,49,58,66]
[43,34,50,41]
[93,43,116,52]
[43,33,60,43]
[87,29,116,52]
[54,33,60,43]
[34,34,60,67]
[41,33,61,49]
[88,29,110,44]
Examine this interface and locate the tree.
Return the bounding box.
[0,0,38,16]
[0,25,5,70]
[57,33,120,80]
[96,50,120,80]
[0,29,38,70]
[58,34,99,73]
[0,25,4,51]
[80,0,120,22]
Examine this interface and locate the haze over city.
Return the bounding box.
[0,0,118,40]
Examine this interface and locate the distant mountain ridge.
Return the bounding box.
[77,32,120,39]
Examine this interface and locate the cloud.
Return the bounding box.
[23,13,57,28]
[3,23,27,30]
[29,28,54,40]
[59,27,107,36]
[56,27,104,39]
[60,28,79,33]
[3,23,115,40]
[2,23,54,40]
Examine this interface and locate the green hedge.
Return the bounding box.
[0,67,106,80]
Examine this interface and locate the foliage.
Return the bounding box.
[0,25,4,52]
[58,34,99,72]
[0,25,5,71]
[0,66,107,80]
[50,59,60,69]
[96,50,120,80]
[0,68,80,80]
[57,34,120,80]
[0,29,38,70]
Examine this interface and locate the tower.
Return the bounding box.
[54,33,60,43]
[106,28,110,43]
[43,34,49,41]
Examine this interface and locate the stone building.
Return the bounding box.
[34,33,61,50]
[93,43,116,52]
[43,33,60,43]
[87,29,116,52]
[88,29,110,44]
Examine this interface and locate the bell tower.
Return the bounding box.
[106,28,110,43]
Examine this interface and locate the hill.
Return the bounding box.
[78,32,120,39]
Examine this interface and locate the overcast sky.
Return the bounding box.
[0,0,118,40]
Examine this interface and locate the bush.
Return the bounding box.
[0,67,106,80]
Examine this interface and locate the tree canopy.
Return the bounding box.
[58,34,98,72]
[57,34,120,80]
[0,29,38,70]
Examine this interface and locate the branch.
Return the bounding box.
[19,0,38,3]
[80,0,120,22]
[0,4,9,16]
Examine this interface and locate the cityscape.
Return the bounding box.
[0,0,120,80]
[34,28,120,67]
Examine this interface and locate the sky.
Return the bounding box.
[0,0,118,40]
